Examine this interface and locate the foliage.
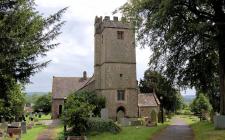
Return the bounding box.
[63,94,95,135]
[87,118,121,134]
[0,82,25,121]
[25,94,41,106]
[0,0,66,112]
[119,0,225,114]
[33,93,51,113]
[62,91,106,135]
[139,69,184,112]
[75,91,106,117]
[190,93,212,119]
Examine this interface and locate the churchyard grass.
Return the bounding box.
[21,125,47,140]
[88,123,169,140]
[178,115,225,140]
[38,114,51,120]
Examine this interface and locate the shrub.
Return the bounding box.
[87,118,121,134]
[190,93,212,120]
[75,91,105,117]
[62,91,106,136]
[33,93,51,113]
[62,93,94,135]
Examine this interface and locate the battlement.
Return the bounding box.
[95,16,127,23]
[94,16,131,34]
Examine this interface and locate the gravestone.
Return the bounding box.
[151,110,157,123]
[38,112,42,118]
[100,108,108,120]
[214,115,225,129]
[118,118,130,126]
[11,122,20,128]
[1,122,8,131]
[21,122,26,134]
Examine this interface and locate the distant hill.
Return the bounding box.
[182,95,196,104]
[25,92,49,104]
[25,92,49,96]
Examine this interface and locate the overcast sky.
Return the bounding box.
[25,0,151,92]
[25,0,195,95]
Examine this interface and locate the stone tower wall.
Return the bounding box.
[94,16,138,120]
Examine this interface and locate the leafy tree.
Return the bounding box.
[33,93,51,113]
[0,82,25,121]
[119,0,225,114]
[62,91,105,135]
[62,93,95,135]
[0,0,66,109]
[190,93,212,119]
[75,91,106,117]
[139,69,183,112]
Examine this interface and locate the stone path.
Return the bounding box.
[37,119,61,140]
[151,117,194,140]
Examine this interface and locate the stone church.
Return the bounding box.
[51,16,160,120]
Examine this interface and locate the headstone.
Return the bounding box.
[38,112,42,118]
[100,108,108,120]
[21,122,26,134]
[1,122,8,131]
[11,122,20,128]
[151,110,157,123]
[214,115,225,129]
[118,118,130,126]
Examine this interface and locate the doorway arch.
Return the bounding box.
[116,106,126,120]
[58,105,63,118]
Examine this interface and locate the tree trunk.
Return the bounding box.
[213,1,225,115]
[218,21,225,115]
[219,43,225,115]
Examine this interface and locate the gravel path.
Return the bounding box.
[151,117,194,140]
[36,120,61,140]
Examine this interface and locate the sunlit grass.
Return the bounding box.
[88,123,169,140]
[178,115,225,140]
[21,125,47,140]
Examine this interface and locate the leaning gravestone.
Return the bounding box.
[100,108,108,120]
[21,122,26,134]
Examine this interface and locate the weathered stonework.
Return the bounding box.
[51,16,160,120]
[94,16,138,120]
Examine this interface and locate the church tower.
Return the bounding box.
[94,16,138,120]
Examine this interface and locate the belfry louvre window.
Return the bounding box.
[117,31,124,40]
[117,90,125,101]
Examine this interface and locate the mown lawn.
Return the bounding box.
[21,125,47,140]
[178,115,225,140]
[88,123,169,140]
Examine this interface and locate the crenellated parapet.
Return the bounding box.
[94,16,132,34]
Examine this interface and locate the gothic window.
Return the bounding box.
[117,31,124,40]
[117,90,125,101]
